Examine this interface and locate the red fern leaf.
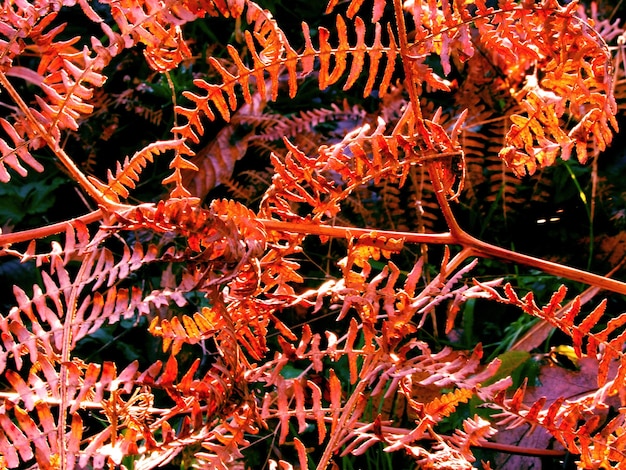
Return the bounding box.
[495,3,616,174]
[0,408,33,465]
[423,388,473,422]
[13,405,53,465]
[93,139,186,202]
[148,306,227,354]
[175,11,400,142]
[449,415,497,456]
[104,0,209,72]
[0,118,45,182]
[293,436,308,470]
[570,299,607,357]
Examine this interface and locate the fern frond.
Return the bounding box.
[422,388,474,422]
[2,257,71,373]
[5,274,152,374]
[479,282,626,393]
[0,117,45,183]
[255,102,366,142]
[449,415,498,457]
[0,400,84,469]
[38,47,107,132]
[92,139,185,202]
[103,0,236,72]
[0,5,122,200]
[82,242,158,290]
[0,354,142,469]
[0,210,91,266]
[486,2,616,174]
[260,114,448,225]
[1,230,191,381]
[492,384,626,469]
[174,10,398,142]
[149,306,226,355]
[162,402,257,470]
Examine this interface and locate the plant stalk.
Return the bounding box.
[258,216,626,296]
[0,209,103,249]
[426,163,626,295]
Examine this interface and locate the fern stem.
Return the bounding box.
[58,257,91,469]
[328,417,568,458]
[0,209,103,249]
[0,391,168,415]
[460,230,626,293]
[426,163,465,236]
[260,199,626,295]
[512,257,626,351]
[317,378,369,470]
[442,247,474,276]
[393,0,427,139]
[427,162,626,295]
[260,219,455,245]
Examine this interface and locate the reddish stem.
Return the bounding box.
[426,162,626,295]
[260,215,626,295]
[0,209,104,250]
[260,219,455,245]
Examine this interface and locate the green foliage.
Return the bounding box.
[0,173,67,228]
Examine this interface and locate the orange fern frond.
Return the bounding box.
[0,400,84,469]
[4,256,166,374]
[478,282,626,394]
[423,388,474,422]
[0,117,45,183]
[81,240,160,289]
[448,415,498,457]
[487,2,616,174]
[492,382,626,469]
[0,354,142,469]
[102,0,235,72]
[38,47,107,134]
[90,139,186,202]
[174,10,399,142]
[149,306,226,355]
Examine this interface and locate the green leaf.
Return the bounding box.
[481,350,532,388]
[0,176,66,225]
[280,363,305,379]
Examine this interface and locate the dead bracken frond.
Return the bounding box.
[0,0,625,469]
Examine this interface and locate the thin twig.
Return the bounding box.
[393,0,427,138]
